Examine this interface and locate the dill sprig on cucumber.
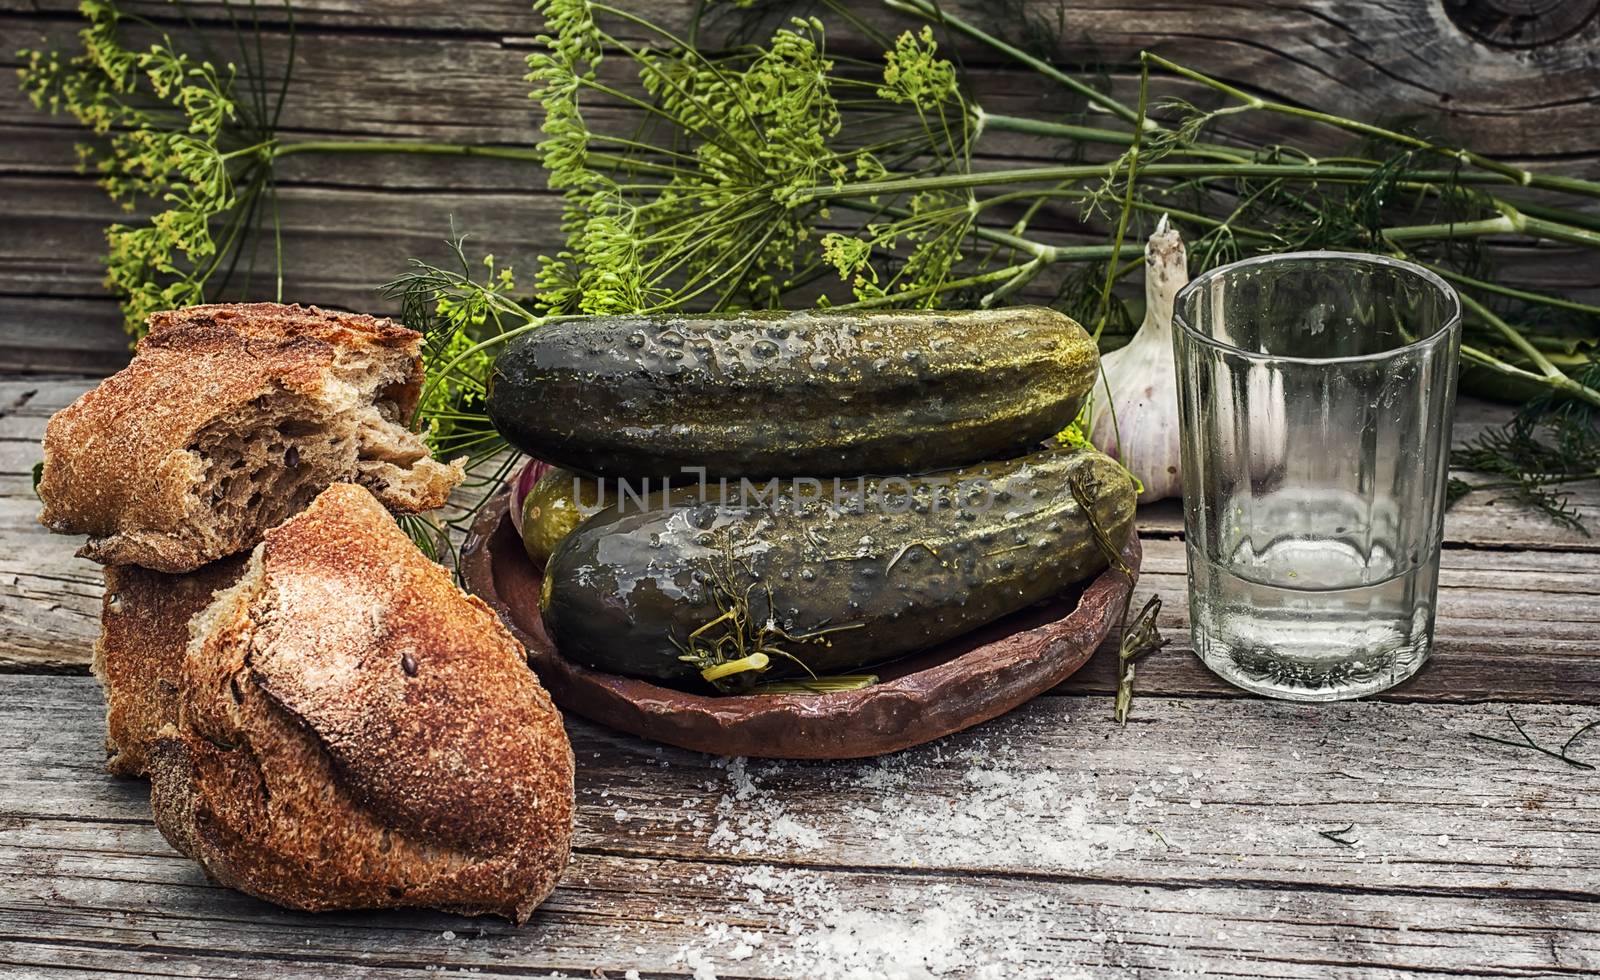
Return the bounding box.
[538,444,1136,691]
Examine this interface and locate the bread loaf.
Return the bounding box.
[94,557,247,776]
[39,303,464,573]
[147,483,574,922]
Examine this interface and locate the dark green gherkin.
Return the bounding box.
[487,307,1098,479]
[540,447,1136,687]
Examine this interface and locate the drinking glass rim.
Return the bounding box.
[1172,250,1463,365]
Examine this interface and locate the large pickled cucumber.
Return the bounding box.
[540,447,1136,687]
[488,307,1098,479]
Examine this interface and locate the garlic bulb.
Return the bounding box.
[1089,216,1189,503]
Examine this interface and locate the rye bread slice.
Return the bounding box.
[39,303,463,573]
[148,484,574,922]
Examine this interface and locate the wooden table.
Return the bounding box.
[2,375,1596,978]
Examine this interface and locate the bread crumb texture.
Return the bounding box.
[39,303,464,572]
[148,484,574,923]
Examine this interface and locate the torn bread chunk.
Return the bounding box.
[38,303,464,573]
[148,483,574,923]
[94,556,249,777]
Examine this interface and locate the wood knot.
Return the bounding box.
[1442,0,1600,49]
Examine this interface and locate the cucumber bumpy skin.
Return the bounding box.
[539,446,1137,687]
[487,307,1098,479]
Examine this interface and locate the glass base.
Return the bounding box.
[1196,635,1431,701]
[1188,548,1437,701]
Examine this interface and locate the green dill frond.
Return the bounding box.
[382,233,561,561]
[1449,361,1600,535]
[524,3,990,314]
[670,532,864,693]
[19,0,291,337]
[383,234,540,466]
[877,26,959,106]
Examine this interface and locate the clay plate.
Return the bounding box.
[461,492,1141,759]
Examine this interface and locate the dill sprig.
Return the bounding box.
[1066,467,1166,724]
[1449,362,1600,535]
[32,0,1600,550]
[555,0,1600,407]
[1112,595,1167,726]
[19,0,544,339]
[670,533,865,693]
[526,1,994,314]
[380,233,554,564]
[1317,824,1359,848]
[1469,709,1598,771]
[19,0,285,334]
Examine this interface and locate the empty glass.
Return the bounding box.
[1172,252,1461,700]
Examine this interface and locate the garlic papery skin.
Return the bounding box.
[1089,217,1189,503]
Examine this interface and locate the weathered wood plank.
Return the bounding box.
[7,674,1594,896]
[6,0,1600,160]
[8,165,1592,378]
[0,176,563,306]
[0,297,132,376]
[2,674,1598,978]
[6,852,1599,980]
[6,843,1595,978]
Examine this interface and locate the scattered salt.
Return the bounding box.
[649,741,1234,976]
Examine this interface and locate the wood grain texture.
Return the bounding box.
[3,0,1598,371]
[3,674,1598,978]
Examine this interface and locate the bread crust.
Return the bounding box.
[39,303,460,572]
[148,484,575,922]
[93,556,247,776]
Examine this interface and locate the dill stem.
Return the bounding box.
[271,140,544,163]
[830,262,1039,310]
[1141,53,1600,201]
[793,163,1558,200]
[1453,471,1600,494]
[1547,374,1600,411]
[1382,210,1600,250]
[1457,340,1600,411]
[798,165,1600,251]
[968,185,1284,245]
[977,112,1134,145]
[826,198,1121,263]
[979,111,1245,163]
[880,0,1148,129]
[408,310,562,429]
[1092,55,1150,341]
[1422,264,1600,319]
[1460,343,1552,387]
[1517,199,1600,234]
[1458,293,1564,379]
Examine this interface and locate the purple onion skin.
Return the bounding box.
[508,457,555,536]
